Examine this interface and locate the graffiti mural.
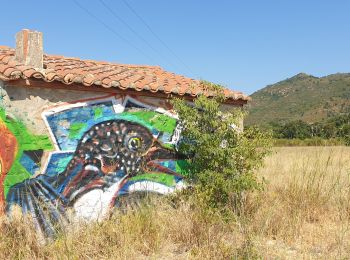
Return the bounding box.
[0,94,188,237]
[0,108,53,213]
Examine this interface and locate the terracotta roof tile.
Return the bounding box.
[0,46,250,101]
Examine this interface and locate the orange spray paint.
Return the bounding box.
[0,120,17,214]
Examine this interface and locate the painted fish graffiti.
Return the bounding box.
[1,96,188,238]
[6,119,184,237]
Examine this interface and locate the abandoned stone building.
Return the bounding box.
[0,29,249,236]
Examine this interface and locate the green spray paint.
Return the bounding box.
[93,107,103,119]
[68,122,87,139]
[125,111,177,134]
[0,108,53,197]
[129,172,176,187]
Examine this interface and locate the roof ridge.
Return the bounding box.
[44,53,162,70]
[1,46,164,70]
[0,46,250,102]
[44,53,163,70]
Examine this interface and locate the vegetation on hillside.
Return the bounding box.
[254,113,350,145]
[247,73,350,126]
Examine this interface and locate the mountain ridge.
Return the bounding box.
[246,72,350,126]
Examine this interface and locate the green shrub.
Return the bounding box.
[172,91,271,211]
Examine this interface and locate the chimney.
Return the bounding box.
[15,29,43,69]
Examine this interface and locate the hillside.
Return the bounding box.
[246,73,350,126]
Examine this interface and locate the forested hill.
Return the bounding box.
[246,73,350,126]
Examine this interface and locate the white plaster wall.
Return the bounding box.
[0,83,111,135]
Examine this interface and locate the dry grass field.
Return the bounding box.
[252,146,350,258]
[1,146,349,259]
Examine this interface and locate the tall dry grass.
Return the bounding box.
[0,146,349,259]
[0,199,247,259]
[251,146,350,258]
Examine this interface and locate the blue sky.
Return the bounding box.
[1,0,349,94]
